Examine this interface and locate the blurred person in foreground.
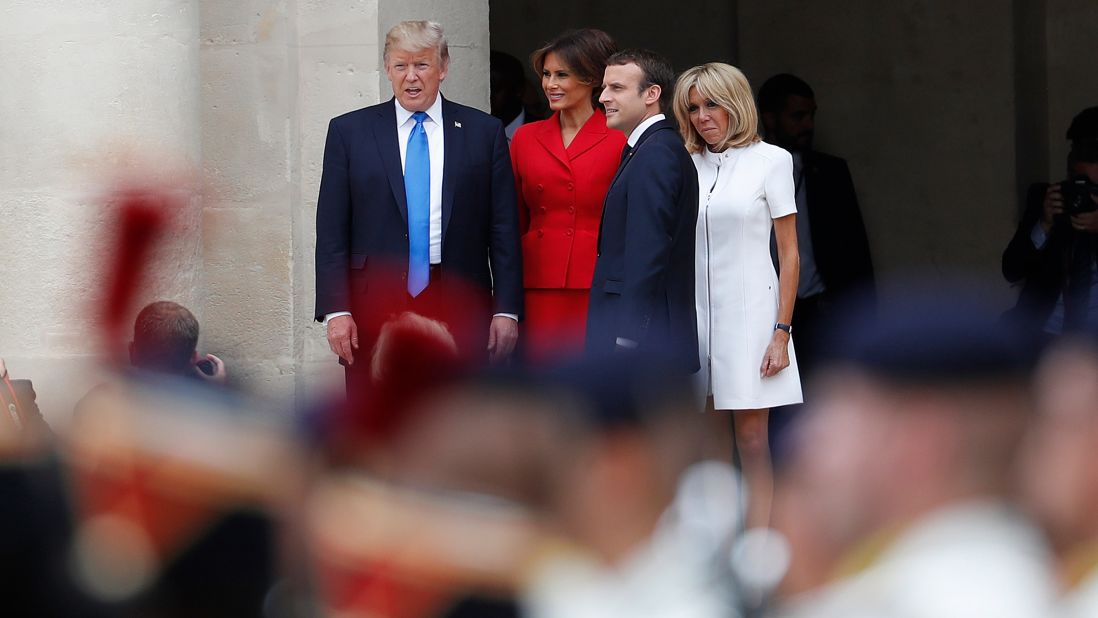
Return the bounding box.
[1003,106,1098,341]
[1021,334,1098,616]
[770,288,1055,617]
[519,349,736,618]
[0,358,101,616]
[66,301,290,618]
[307,311,538,618]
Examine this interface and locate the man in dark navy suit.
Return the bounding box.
[315,21,522,381]
[586,49,699,371]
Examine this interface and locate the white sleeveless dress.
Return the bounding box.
[693,141,803,410]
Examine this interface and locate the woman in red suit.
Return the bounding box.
[510,29,626,364]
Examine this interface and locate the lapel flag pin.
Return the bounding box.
[454,121,462,128]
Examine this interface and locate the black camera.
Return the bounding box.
[1061,174,1098,216]
[196,358,216,376]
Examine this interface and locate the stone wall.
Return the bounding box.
[1,0,203,424]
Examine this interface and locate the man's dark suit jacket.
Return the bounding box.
[586,118,700,372]
[314,96,523,323]
[801,150,875,302]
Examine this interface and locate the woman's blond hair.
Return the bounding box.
[673,62,760,154]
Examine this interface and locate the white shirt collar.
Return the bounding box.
[627,113,665,147]
[395,95,444,127]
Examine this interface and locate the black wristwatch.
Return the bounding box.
[774,322,792,334]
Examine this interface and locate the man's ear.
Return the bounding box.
[439,56,450,82]
[644,84,662,108]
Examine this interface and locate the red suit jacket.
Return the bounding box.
[510,109,626,289]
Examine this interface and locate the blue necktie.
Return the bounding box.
[405,111,430,297]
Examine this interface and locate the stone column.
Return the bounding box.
[0,1,202,421]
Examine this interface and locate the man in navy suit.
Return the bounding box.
[315,21,522,380]
[586,49,699,371]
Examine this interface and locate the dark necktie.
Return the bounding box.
[620,143,633,164]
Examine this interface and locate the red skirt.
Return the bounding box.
[523,289,590,365]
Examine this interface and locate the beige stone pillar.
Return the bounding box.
[0,1,202,421]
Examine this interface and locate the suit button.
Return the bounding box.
[567,182,574,191]
[540,205,547,213]
[566,228,573,236]
[568,207,575,214]
[538,229,544,238]
[537,184,544,192]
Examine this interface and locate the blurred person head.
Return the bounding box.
[533,350,701,565]
[1021,336,1098,559]
[673,62,760,154]
[129,301,199,375]
[531,29,618,112]
[600,49,674,134]
[384,20,449,113]
[795,289,1033,543]
[757,73,817,152]
[331,311,463,468]
[382,373,567,510]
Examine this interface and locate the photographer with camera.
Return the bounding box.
[1003,106,1098,340]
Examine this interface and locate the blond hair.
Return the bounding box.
[673,62,760,154]
[383,20,449,66]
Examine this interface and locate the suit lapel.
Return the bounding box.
[441,97,461,244]
[565,109,611,161]
[374,100,408,224]
[534,113,570,170]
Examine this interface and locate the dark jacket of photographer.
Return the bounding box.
[1002,182,1097,333]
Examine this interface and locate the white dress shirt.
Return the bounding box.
[627,113,665,147]
[396,96,445,264]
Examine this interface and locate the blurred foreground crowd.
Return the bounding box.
[3,286,1098,618]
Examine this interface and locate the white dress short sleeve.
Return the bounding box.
[693,141,803,410]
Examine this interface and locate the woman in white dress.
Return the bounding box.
[673,63,801,529]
